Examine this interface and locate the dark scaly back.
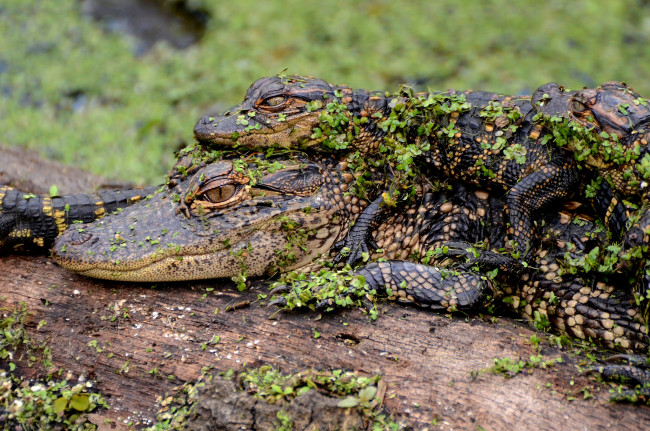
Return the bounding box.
[195,76,584,257]
[429,90,545,188]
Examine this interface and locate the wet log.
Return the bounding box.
[1,255,649,430]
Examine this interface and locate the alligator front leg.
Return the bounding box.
[354,260,493,311]
[0,185,157,251]
[333,194,384,266]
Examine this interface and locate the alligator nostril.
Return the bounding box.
[68,231,95,246]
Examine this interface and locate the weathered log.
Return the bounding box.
[1,254,649,430]
[0,145,133,195]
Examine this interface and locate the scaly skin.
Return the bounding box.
[194,75,581,257]
[533,81,650,198]
[49,148,647,352]
[534,82,650,321]
[0,185,156,250]
[192,78,650,326]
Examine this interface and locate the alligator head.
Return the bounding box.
[52,150,365,282]
[533,81,650,138]
[193,75,389,153]
[194,76,340,149]
[533,81,650,194]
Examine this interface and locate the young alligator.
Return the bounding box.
[193,76,581,258]
[192,77,650,318]
[533,82,650,319]
[533,81,650,202]
[0,185,156,251]
[47,148,647,355]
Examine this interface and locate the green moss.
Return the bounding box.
[148,366,399,430]
[0,302,106,430]
[473,355,563,378]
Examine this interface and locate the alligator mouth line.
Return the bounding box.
[70,251,234,282]
[53,221,289,282]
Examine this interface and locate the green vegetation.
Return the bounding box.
[0,303,106,430]
[272,267,381,319]
[472,355,563,379]
[149,366,400,430]
[3,1,650,184]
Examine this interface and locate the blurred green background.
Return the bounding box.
[2,0,650,185]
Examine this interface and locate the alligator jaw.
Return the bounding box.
[193,115,232,144]
[65,237,274,282]
[50,189,288,282]
[193,113,319,149]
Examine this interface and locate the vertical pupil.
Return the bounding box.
[267,97,284,106]
[204,185,236,202]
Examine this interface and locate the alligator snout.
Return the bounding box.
[193,115,216,141]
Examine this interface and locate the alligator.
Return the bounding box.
[1,76,648,390]
[44,147,647,356]
[0,145,642,394]
[193,75,583,258]
[530,81,650,243]
[532,82,650,321]
[533,81,650,201]
[191,77,650,258]
[0,185,156,251]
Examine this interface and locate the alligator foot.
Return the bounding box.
[355,260,493,311]
[443,241,524,274]
[332,194,384,266]
[588,354,650,402]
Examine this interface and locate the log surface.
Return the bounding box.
[2,254,649,430]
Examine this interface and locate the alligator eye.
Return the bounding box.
[571,99,589,114]
[202,185,237,203]
[264,96,286,107]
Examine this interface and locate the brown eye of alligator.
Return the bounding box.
[202,185,237,203]
[264,96,286,107]
[571,100,589,113]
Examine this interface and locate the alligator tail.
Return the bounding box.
[0,185,159,250]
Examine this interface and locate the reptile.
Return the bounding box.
[2,76,648,390]
[0,185,156,251]
[0,147,644,393]
[191,77,650,313]
[532,82,650,321]
[193,75,582,258]
[533,81,650,202]
[531,81,650,245]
